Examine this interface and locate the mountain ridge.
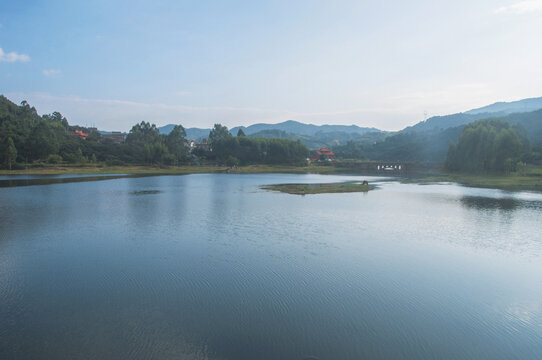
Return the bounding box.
[159,120,384,139]
[404,97,542,133]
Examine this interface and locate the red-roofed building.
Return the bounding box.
[70,129,89,140]
[311,147,335,161]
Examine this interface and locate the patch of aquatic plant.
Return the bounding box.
[261,181,373,195]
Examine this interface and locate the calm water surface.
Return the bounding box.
[1,174,541,359]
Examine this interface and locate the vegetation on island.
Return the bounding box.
[262,182,372,195]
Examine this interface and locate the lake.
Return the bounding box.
[1,173,541,359]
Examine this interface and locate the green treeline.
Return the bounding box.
[196,124,309,166]
[332,127,465,162]
[444,119,531,173]
[332,108,542,164]
[0,96,308,169]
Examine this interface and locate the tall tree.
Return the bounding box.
[445,119,527,173]
[125,121,163,164]
[166,125,188,165]
[209,124,231,145]
[5,137,17,170]
[43,111,69,129]
[237,128,246,137]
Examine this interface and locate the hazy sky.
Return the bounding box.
[1,0,542,131]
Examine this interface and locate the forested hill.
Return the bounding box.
[404,97,542,133]
[465,97,542,115]
[159,121,387,150]
[3,93,542,167]
[334,108,542,162]
[444,119,533,173]
[230,120,382,137]
[159,120,383,138]
[0,95,309,169]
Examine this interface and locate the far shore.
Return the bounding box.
[0,164,349,176]
[0,163,541,191]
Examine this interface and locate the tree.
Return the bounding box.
[226,155,240,167]
[445,119,527,174]
[237,128,246,137]
[126,121,160,145]
[125,121,163,164]
[166,125,188,165]
[209,124,231,146]
[43,111,69,129]
[6,137,17,170]
[27,122,62,159]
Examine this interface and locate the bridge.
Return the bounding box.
[338,161,441,174]
[376,163,404,172]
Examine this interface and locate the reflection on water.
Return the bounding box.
[0,174,541,360]
[130,190,163,195]
[460,195,522,211]
[0,174,133,187]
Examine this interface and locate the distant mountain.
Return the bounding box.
[158,125,211,140]
[248,130,327,149]
[498,108,542,146]
[465,97,542,115]
[359,126,465,162]
[157,97,542,159]
[360,107,542,162]
[405,97,542,133]
[157,124,177,135]
[231,120,382,137]
[403,113,489,133]
[185,128,211,140]
[158,120,386,148]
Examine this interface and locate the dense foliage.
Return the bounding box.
[444,119,530,173]
[0,96,308,169]
[332,127,464,162]
[332,108,542,163]
[4,94,540,169]
[203,124,309,165]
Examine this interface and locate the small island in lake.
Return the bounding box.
[262,181,373,195]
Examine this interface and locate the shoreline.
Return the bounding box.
[0,164,347,176]
[0,164,541,191]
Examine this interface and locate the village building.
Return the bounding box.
[311,147,336,162]
[101,131,127,144]
[69,129,89,140]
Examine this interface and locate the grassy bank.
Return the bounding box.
[262,182,372,195]
[0,165,226,175]
[405,167,542,191]
[1,163,541,191]
[0,164,350,176]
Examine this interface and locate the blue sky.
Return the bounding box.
[2,0,542,131]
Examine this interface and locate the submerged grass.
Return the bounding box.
[262,182,373,195]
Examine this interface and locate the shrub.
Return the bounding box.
[46,154,63,164]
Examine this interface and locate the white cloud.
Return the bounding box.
[42,69,61,76]
[495,0,542,14]
[0,47,30,62]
